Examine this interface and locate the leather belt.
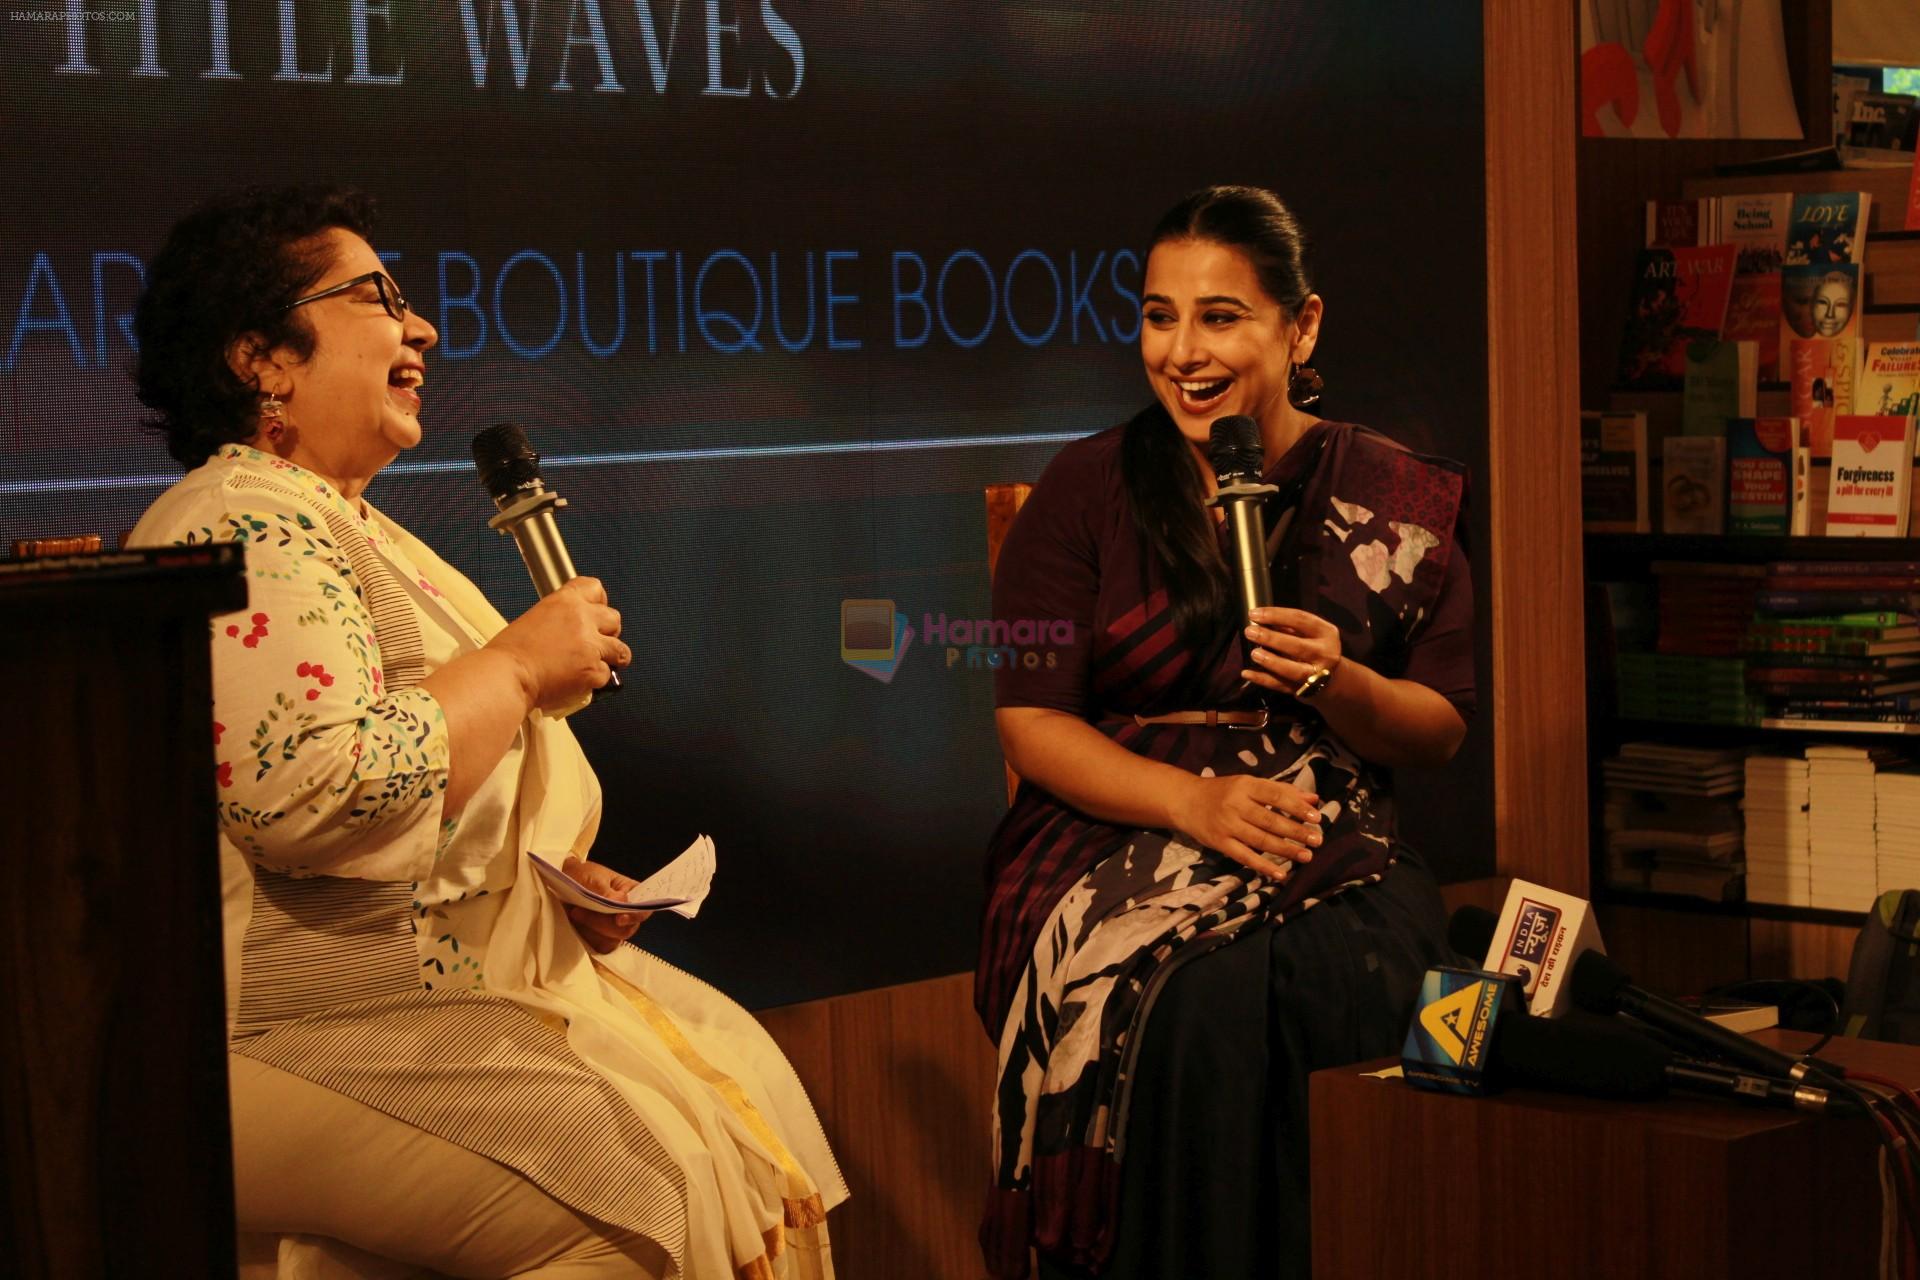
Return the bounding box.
[1132,708,1270,730]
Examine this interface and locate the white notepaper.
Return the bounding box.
[528,834,717,920]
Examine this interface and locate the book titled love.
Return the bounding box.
[1827,415,1915,537]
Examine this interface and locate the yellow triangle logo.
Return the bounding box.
[1418,983,1481,1066]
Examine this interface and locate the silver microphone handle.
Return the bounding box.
[507,510,579,598]
[1220,496,1274,613]
[487,487,621,703]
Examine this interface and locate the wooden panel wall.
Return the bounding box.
[757,973,994,1280]
[1483,0,1589,893]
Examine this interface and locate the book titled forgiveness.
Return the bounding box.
[1827,415,1915,537]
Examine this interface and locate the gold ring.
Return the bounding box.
[1293,665,1335,700]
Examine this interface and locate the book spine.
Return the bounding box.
[1756,590,1920,613]
[1768,561,1920,576]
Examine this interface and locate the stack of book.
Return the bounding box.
[1654,562,1766,657]
[1601,744,1745,901]
[1746,561,1920,732]
[1615,653,1762,725]
[1807,744,1885,911]
[1878,767,1920,895]
[1744,754,1811,907]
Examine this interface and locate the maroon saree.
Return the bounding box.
[976,408,1471,1278]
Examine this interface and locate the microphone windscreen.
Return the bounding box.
[1493,1008,1668,1099]
[1447,905,1499,961]
[1206,415,1263,481]
[1568,948,1631,1014]
[471,423,541,501]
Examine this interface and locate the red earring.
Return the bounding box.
[261,393,286,442]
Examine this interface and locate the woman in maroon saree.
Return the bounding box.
[976,186,1476,1280]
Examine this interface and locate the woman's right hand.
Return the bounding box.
[1166,773,1323,882]
[486,577,630,714]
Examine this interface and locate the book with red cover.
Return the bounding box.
[1828,414,1915,537]
[1616,246,1739,390]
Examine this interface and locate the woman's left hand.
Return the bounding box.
[1242,607,1343,701]
[561,855,652,954]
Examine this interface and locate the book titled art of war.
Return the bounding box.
[1828,415,1915,538]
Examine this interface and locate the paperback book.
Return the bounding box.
[1662,437,1726,535]
[1726,416,1798,535]
[1581,410,1649,532]
[1682,340,1758,436]
[1617,246,1738,390]
[1716,193,1791,380]
[1789,337,1843,456]
[1645,198,1716,248]
[1827,414,1916,537]
[1862,341,1920,424]
[1783,192,1870,267]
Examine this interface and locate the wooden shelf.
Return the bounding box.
[1585,532,1920,576]
[1598,887,1865,928]
[1600,716,1920,741]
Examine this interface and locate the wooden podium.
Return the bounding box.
[0,546,246,1278]
[1311,1031,1905,1280]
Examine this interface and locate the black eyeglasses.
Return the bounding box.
[283,271,410,322]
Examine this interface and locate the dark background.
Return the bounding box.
[0,0,1492,1007]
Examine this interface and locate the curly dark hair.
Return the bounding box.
[135,184,378,469]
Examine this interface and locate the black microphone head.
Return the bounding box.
[1569,949,1631,1014]
[471,423,543,503]
[1447,905,1499,963]
[1206,415,1263,485]
[1492,1008,1669,1099]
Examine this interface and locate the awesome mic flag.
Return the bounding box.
[1400,966,1523,1095]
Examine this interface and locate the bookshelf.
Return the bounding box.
[1577,61,1920,981]
[1584,530,1920,925]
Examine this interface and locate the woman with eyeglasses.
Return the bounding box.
[128,185,843,1279]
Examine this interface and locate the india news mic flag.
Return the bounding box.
[1399,967,1525,1094]
[1480,878,1606,1018]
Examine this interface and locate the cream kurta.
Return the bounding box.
[131,446,845,1280]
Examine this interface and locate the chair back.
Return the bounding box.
[984,483,1032,806]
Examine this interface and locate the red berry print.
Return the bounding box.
[296,660,336,701]
[213,721,225,745]
[231,611,270,648]
[215,761,233,788]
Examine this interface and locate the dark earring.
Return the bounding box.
[1287,362,1323,409]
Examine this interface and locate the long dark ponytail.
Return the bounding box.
[1121,185,1315,646]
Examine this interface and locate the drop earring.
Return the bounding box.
[261,393,286,442]
[1287,362,1323,410]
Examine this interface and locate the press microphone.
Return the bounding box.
[470,422,620,707]
[1478,879,1607,1018]
[1569,950,1845,1085]
[1205,415,1279,621]
[1402,964,1856,1114]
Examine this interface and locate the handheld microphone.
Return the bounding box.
[470,423,621,709]
[1205,415,1279,623]
[1569,950,1845,1085]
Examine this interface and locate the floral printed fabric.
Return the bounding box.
[175,447,453,881]
[133,446,520,1009]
